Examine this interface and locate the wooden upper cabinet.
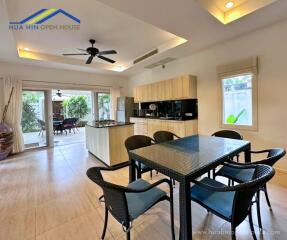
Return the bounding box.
[133,75,197,102]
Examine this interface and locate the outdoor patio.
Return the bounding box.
[23,127,86,148]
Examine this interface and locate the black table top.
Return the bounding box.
[130,135,250,181]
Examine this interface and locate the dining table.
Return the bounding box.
[128,135,251,240]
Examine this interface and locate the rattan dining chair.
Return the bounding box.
[212,130,243,162]
[125,135,155,179]
[215,148,286,231]
[153,131,180,143]
[153,131,180,186]
[87,163,175,240]
[191,163,275,240]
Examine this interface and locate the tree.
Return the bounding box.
[98,93,110,120]
[63,96,89,119]
[21,93,40,133]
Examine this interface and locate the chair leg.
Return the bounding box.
[248,210,257,240]
[126,231,130,240]
[212,169,216,179]
[101,207,109,240]
[169,182,175,240]
[256,191,263,232]
[150,170,153,179]
[173,179,176,187]
[231,223,236,240]
[208,171,211,178]
[228,179,231,187]
[263,185,272,209]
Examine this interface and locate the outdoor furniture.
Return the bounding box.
[128,135,251,240]
[53,120,64,134]
[86,163,175,240]
[125,135,155,179]
[215,148,286,231]
[190,163,275,240]
[37,119,46,136]
[62,117,79,133]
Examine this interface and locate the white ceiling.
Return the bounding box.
[1,0,287,76]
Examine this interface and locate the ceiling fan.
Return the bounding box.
[62,39,117,64]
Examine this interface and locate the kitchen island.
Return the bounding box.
[85,121,134,166]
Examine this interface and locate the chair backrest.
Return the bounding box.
[231,164,275,226]
[63,118,74,125]
[212,130,243,140]
[37,119,45,126]
[86,167,130,225]
[153,131,179,143]
[125,135,154,151]
[256,148,286,166]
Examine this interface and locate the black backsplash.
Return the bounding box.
[139,99,198,120]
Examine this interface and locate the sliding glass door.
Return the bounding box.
[97,92,111,120]
[22,90,48,149]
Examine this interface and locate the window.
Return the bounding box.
[218,57,258,130]
[97,92,111,120]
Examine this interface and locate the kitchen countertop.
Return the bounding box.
[86,121,134,128]
[130,116,197,121]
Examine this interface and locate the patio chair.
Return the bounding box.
[191,163,275,240]
[62,118,79,134]
[37,119,46,136]
[86,163,175,240]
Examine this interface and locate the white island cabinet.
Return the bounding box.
[85,122,134,166]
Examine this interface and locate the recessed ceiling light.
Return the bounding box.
[225,1,234,9]
[23,47,30,51]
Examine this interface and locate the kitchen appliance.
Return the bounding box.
[117,97,134,122]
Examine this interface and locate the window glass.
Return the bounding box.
[222,73,253,126]
[97,93,110,120]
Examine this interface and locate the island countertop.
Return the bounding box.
[86,121,134,128]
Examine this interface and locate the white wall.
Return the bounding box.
[127,19,287,171]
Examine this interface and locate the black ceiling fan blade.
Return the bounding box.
[98,55,116,63]
[77,48,88,52]
[98,50,117,55]
[86,55,94,64]
[63,53,88,56]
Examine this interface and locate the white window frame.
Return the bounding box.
[218,59,258,131]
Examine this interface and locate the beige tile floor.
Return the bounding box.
[0,142,287,240]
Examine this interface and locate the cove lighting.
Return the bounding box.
[225,1,234,9]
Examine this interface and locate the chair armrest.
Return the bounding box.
[222,162,256,168]
[250,150,270,154]
[96,162,131,172]
[191,178,243,192]
[126,178,171,193]
[173,134,181,139]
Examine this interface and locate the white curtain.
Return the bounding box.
[110,87,121,120]
[0,77,24,153]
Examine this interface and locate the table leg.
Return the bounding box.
[179,180,192,240]
[129,159,136,183]
[244,144,251,163]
